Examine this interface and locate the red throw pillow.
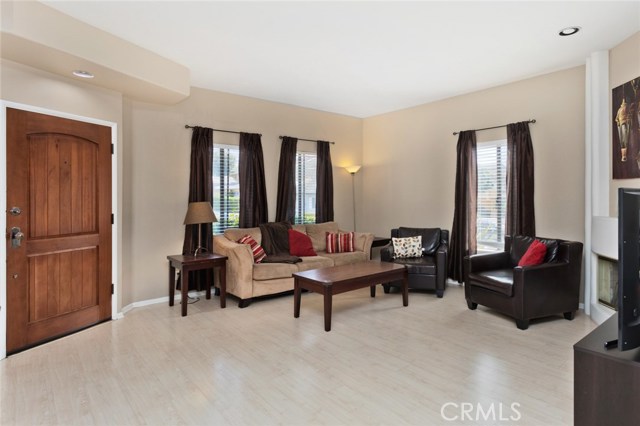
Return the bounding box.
[326,232,354,254]
[518,239,547,267]
[237,234,266,263]
[288,229,317,256]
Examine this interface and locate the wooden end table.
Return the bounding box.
[167,253,227,316]
[293,261,408,331]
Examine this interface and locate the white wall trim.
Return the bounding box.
[585,50,612,325]
[0,100,120,360]
[120,291,208,316]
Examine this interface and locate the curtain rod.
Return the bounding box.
[185,124,262,137]
[279,135,335,145]
[452,119,536,136]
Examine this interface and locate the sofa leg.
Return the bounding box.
[436,289,444,298]
[516,319,529,330]
[564,311,575,321]
[238,298,252,308]
[466,300,477,310]
[383,284,391,294]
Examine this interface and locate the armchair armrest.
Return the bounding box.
[513,261,578,318]
[380,243,394,262]
[466,251,511,273]
[213,235,255,299]
[435,242,448,292]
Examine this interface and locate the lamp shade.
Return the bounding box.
[345,165,362,174]
[183,201,218,225]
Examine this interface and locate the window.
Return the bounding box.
[212,144,240,234]
[294,151,317,224]
[476,140,507,252]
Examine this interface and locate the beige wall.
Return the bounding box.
[361,66,586,244]
[125,88,363,303]
[610,32,640,215]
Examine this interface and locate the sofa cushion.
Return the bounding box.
[391,256,436,275]
[392,236,422,258]
[305,221,339,252]
[237,234,267,264]
[397,227,441,255]
[291,224,307,233]
[319,251,367,266]
[289,229,317,256]
[518,239,547,267]
[326,232,354,253]
[225,227,261,245]
[295,255,334,272]
[253,262,299,281]
[469,269,514,297]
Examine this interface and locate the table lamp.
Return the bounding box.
[183,201,218,256]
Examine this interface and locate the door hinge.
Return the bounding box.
[111,284,114,295]
[111,214,114,225]
[111,143,114,155]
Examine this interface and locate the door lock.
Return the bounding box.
[9,206,21,216]
[10,227,24,249]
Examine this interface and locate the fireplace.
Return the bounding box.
[597,256,618,309]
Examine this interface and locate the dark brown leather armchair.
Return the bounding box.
[464,235,583,330]
[381,227,449,298]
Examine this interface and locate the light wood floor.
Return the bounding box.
[1,284,596,426]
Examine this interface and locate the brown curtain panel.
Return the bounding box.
[181,126,214,290]
[448,130,477,282]
[316,140,334,223]
[239,132,268,228]
[275,136,298,223]
[506,121,535,237]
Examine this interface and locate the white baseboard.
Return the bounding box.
[117,291,208,318]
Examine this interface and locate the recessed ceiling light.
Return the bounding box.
[72,70,94,79]
[559,26,581,36]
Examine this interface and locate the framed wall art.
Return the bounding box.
[613,76,640,179]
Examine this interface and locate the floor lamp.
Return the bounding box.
[345,166,361,231]
[183,201,218,256]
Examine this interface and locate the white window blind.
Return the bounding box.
[295,152,317,224]
[476,139,507,252]
[212,144,240,234]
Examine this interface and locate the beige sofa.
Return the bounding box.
[213,222,374,307]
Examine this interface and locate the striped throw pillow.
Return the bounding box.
[238,235,267,263]
[325,232,355,254]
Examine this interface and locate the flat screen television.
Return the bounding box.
[617,187,640,351]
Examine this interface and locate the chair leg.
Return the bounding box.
[383,284,391,294]
[516,319,529,330]
[564,311,575,321]
[466,300,477,310]
[238,298,252,308]
[436,289,444,298]
[214,287,220,296]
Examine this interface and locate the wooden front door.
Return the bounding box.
[6,108,112,354]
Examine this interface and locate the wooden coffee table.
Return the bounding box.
[293,261,408,331]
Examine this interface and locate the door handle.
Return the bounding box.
[10,227,24,249]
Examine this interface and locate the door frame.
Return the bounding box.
[1,101,120,360]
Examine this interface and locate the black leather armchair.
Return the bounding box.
[464,235,583,330]
[381,227,449,298]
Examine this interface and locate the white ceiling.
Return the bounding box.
[41,1,640,118]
